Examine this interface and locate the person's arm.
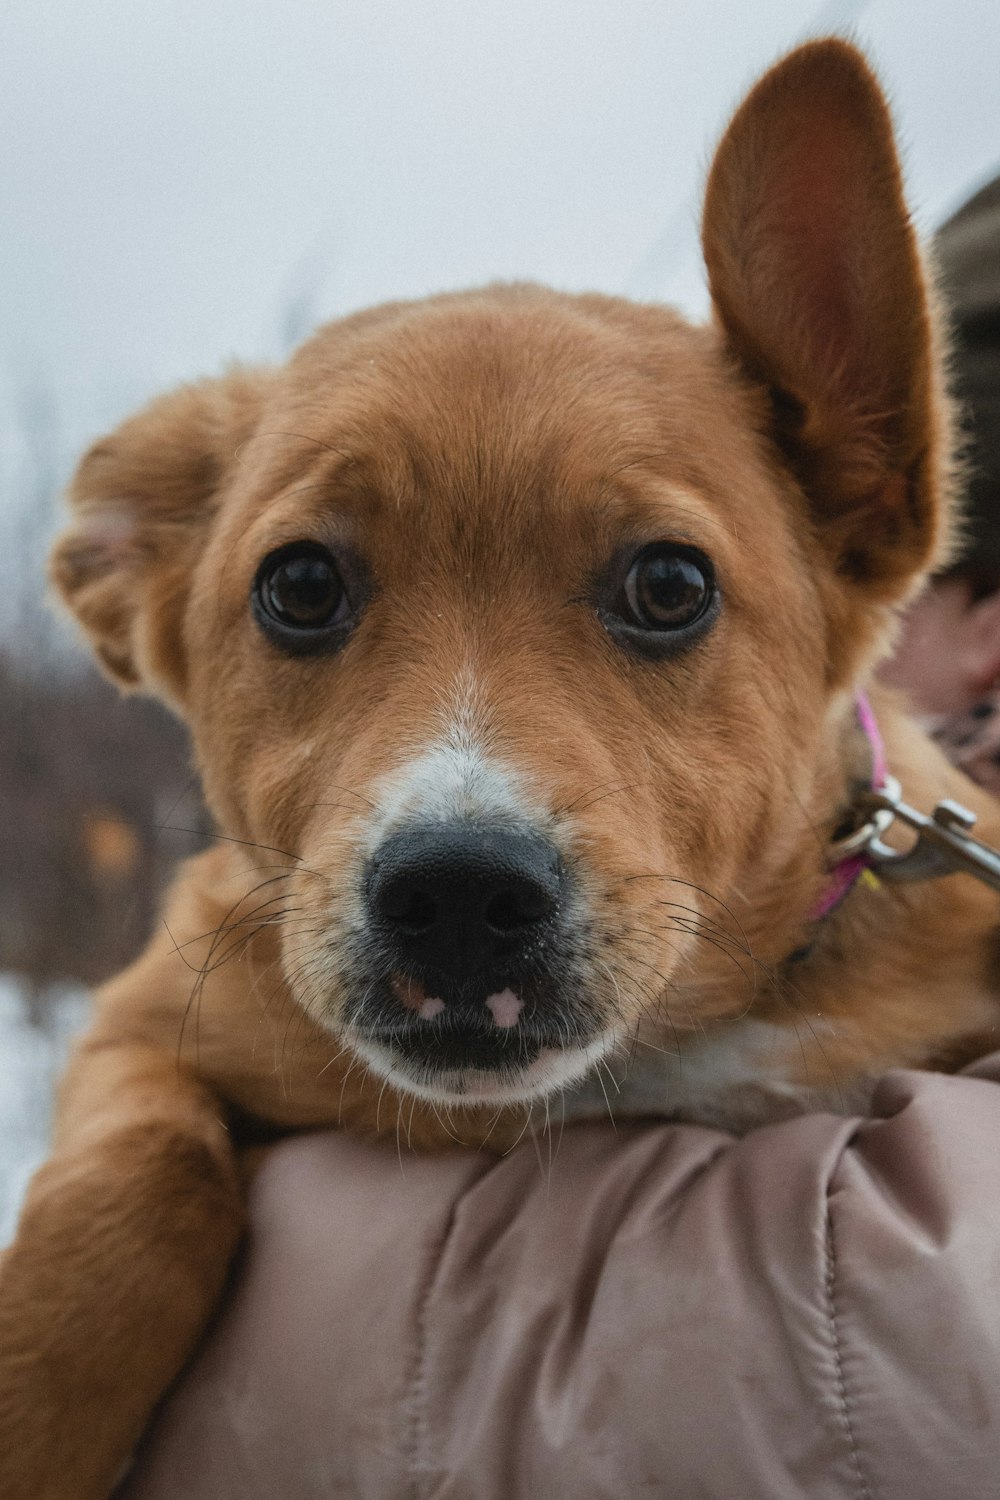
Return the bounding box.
[120,1055,1000,1500]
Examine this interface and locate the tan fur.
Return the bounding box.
[3,40,999,1499]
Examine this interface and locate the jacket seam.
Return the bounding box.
[823,1188,876,1500]
[404,1160,495,1500]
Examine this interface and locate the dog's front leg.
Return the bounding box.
[0,1038,244,1500]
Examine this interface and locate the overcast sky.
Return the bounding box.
[1,0,998,506]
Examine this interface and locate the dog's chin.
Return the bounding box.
[347,1031,617,1106]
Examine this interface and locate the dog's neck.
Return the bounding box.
[803,692,888,928]
[562,692,1000,1133]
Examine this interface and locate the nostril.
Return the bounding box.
[378,879,437,933]
[485,880,556,934]
[367,824,564,966]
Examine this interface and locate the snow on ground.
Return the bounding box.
[0,975,91,1243]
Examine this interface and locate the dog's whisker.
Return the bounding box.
[554,1086,567,1168]
[616,872,755,961]
[245,427,355,462]
[477,1101,507,1151]
[336,1054,360,1123]
[555,779,650,817]
[630,1034,682,1060]
[542,1096,554,1198]
[183,899,299,993]
[173,878,290,1064]
[593,1060,618,1129]
[596,1055,621,1096]
[300,784,379,813]
[155,824,306,865]
[637,915,760,1001]
[395,1097,406,1176]
[501,1105,535,1157]
[428,1099,467,1147]
[606,952,689,1073]
[527,1117,548,1184]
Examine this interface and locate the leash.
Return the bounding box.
[823,693,1000,906]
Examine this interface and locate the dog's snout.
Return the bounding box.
[367,823,562,977]
[353,822,595,1083]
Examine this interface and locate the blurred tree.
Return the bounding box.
[0,651,208,1007]
[0,373,210,1012]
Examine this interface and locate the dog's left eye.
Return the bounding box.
[622,544,715,631]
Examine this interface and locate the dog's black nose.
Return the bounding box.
[366,823,562,984]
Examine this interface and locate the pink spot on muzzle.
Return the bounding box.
[392,976,445,1022]
[486,988,523,1028]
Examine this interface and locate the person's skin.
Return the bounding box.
[883,576,1000,716]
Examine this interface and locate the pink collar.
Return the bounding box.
[808,693,889,922]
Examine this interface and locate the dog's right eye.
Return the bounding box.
[253,543,350,647]
[596,541,720,660]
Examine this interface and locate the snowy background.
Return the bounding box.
[0,982,87,1241]
[2,0,998,1240]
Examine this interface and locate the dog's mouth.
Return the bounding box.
[363,1019,553,1072]
[348,1026,616,1104]
[341,971,613,1103]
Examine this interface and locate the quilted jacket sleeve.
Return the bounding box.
[120,1056,1000,1500]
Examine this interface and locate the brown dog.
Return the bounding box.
[3,38,999,1500]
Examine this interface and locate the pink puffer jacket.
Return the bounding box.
[121,1055,1000,1500]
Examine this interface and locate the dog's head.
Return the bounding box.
[52,41,952,1105]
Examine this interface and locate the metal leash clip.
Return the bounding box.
[849,775,1000,894]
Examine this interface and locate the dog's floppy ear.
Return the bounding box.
[702,39,949,599]
[51,368,271,703]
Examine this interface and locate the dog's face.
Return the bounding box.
[179,296,839,1105]
[52,42,951,1105]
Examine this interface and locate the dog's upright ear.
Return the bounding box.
[702,39,950,604]
[51,368,271,705]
